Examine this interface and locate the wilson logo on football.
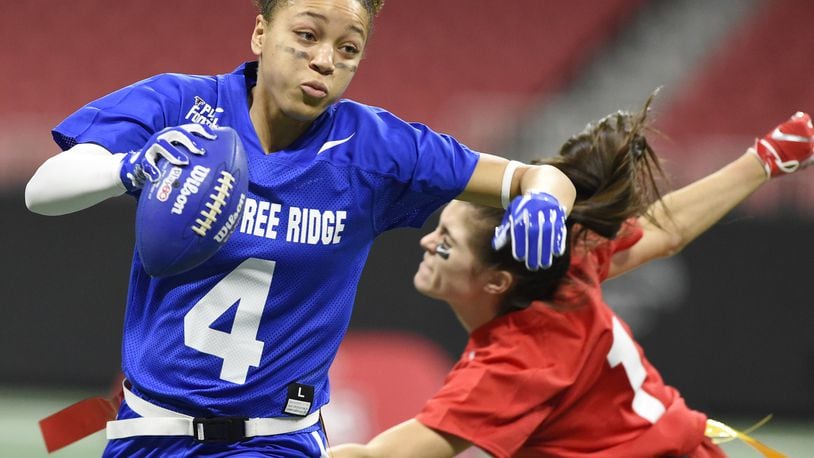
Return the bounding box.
[172,165,211,215]
[192,171,236,238]
[214,193,246,243]
[157,167,183,202]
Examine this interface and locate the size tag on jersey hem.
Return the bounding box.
[283,383,314,416]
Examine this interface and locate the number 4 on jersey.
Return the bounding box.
[184,258,276,384]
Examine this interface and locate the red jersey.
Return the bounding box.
[417,222,724,457]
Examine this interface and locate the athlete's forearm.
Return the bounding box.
[329,419,466,458]
[457,155,576,212]
[518,163,576,214]
[608,151,771,278]
[330,441,453,458]
[329,443,375,458]
[645,151,768,252]
[25,144,127,216]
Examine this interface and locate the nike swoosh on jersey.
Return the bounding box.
[771,127,811,143]
[317,133,356,154]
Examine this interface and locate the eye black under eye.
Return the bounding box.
[436,242,451,259]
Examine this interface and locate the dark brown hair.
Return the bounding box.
[254,0,385,22]
[464,92,668,313]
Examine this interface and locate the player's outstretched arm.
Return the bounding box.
[608,112,814,278]
[329,419,470,458]
[458,153,577,271]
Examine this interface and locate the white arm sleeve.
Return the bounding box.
[25,143,128,216]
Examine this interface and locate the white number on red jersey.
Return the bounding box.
[607,316,666,423]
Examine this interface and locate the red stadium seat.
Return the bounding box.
[658,0,814,146]
[653,0,814,211]
[345,0,645,150]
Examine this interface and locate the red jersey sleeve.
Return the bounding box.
[416,308,588,458]
[417,363,560,457]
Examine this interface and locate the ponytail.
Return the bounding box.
[537,90,667,241]
[463,90,668,312]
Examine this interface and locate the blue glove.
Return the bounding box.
[492,191,567,270]
[119,123,216,193]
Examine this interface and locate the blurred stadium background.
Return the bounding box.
[2,0,813,456]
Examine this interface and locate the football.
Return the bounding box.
[135,126,249,277]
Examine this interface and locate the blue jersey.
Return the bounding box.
[53,62,479,418]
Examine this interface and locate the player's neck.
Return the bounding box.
[249,92,311,153]
[449,299,499,334]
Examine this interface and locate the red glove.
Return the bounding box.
[752,111,814,178]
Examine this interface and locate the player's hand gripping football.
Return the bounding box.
[492,191,567,271]
[119,123,217,192]
[751,111,814,178]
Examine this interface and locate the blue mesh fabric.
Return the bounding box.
[54,62,479,418]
